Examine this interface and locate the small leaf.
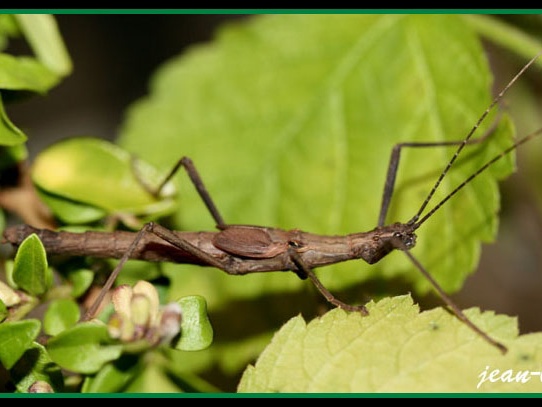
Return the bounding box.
[14,14,72,77]
[10,342,64,393]
[43,299,80,336]
[0,94,26,147]
[0,15,19,50]
[122,361,182,393]
[0,53,59,92]
[12,233,51,296]
[81,355,142,393]
[46,322,123,374]
[66,267,94,298]
[0,319,41,369]
[238,295,542,393]
[174,295,213,351]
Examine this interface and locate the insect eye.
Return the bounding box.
[288,240,302,248]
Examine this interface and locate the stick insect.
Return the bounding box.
[4,51,542,355]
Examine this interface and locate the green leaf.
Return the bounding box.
[0,15,20,51]
[0,53,59,92]
[0,14,69,156]
[33,190,107,225]
[43,299,80,336]
[46,322,123,374]
[0,93,26,147]
[174,295,213,351]
[10,342,64,393]
[118,15,515,308]
[81,354,142,393]
[0,299,6,322]
[4,259,16,289]
[66,267,94,298]
[0,319,41,369]
[12,233,51,296]
[31,137,178,224]
[14,14,72,77]
[238,295,542,393]
[122,361,184,393]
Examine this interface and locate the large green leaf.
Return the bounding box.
[238,295,542,393]
[118,14,514,306]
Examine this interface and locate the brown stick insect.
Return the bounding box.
[4,51,542,355]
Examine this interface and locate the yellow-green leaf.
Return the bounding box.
[238,295,542,393]
[32,137,178,224]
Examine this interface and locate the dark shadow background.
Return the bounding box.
[3,14,542,389]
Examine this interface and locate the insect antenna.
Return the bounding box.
[412,126,542,230]
[408,50,542,230]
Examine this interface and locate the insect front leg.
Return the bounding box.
[287,245,368,315]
